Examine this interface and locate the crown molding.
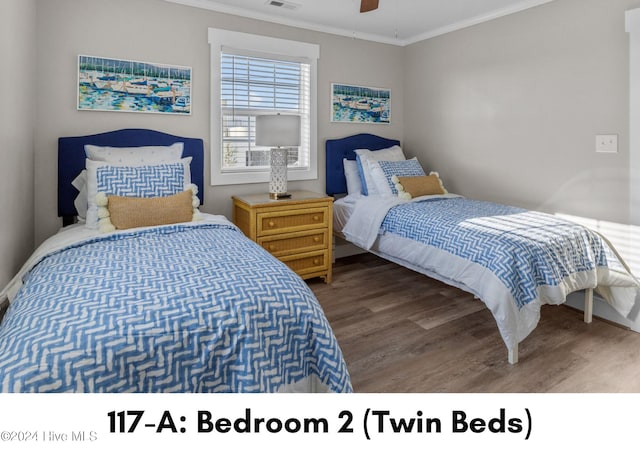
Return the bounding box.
[164,0,555,47]
[403,0,555,45]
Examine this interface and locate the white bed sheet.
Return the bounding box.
[333,194,358,233]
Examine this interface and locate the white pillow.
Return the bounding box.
[343,159,362,195]
[71,169,88,220]
[85,158,192,229]
[354,145,405,196]
[84,142,184,164]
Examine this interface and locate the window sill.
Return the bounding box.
[210,168,317,186]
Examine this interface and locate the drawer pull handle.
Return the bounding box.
[313,259,320,265]
[313,236,320,243]
[312,215,320,221]
[269,244,276,251]
[268,221,276,227]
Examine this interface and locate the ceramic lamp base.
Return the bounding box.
[269,147,289,199]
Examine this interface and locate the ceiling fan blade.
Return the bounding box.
[360,0,379,13]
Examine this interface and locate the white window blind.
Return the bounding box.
[220,53,310,171]
[209,28,319,186]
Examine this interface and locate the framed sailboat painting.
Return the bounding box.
[331,83,390,124]
[77,55,192,115]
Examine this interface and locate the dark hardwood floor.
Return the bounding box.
[307,253,640,393]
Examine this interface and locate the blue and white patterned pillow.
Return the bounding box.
[96,162,186,198]
[85,157,192,229]
[370,158,426,197]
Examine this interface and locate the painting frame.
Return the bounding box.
[331,83,390,124]
[77,55,192,115]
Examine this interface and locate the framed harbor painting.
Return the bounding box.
[77,55,192,115]
[331,83,390,124]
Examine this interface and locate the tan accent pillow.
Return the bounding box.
[394,173,447,199]
[107,190,194,230]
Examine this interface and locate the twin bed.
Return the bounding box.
[0,127,637,393]
[326,134,640,364]
[0,129,352,393]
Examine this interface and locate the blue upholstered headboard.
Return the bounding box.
[325,133,401,196]
[58,128,204,225]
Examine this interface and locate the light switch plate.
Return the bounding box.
[596,134,618,153]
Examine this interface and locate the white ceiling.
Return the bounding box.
[164,0,555,46]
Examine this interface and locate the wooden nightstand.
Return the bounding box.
[232,191,333,283]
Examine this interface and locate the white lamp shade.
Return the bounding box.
[255,114,301,147]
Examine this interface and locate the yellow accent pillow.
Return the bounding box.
[393,172,447,199]
[96,186,201,232]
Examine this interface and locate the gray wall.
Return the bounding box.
[12,0,640,277]
[33,0,404,245]
[0,0,36,290]
[403,0,640,225]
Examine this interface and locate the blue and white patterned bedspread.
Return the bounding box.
[381,198,627,309]
[0,223,352,393]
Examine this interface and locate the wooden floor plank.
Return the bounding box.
[308,253,640,393]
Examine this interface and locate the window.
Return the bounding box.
[209,29,319,185]
[221,54,307,169]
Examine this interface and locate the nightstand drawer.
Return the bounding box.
[257,207,328,236]
[259,229,328,257]
[279,250,329,278]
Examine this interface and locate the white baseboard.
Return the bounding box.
[333,236,366,260]
[565,290,640,333]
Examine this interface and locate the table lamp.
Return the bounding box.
[255,114,301,199]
